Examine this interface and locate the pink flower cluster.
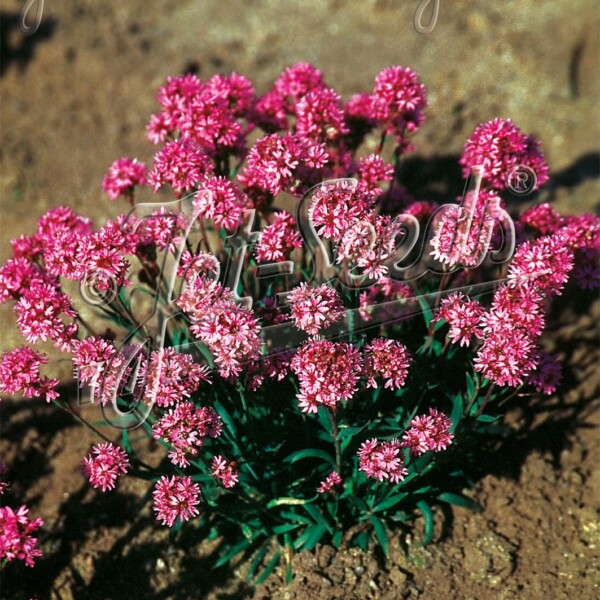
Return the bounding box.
[430,189,502,268]
[177,276,261,379]
[317,471,342,494]
[401,409,454,457]
[0,505,44,567]
[358,438,408,483]
[435,292,485,347]
[255,211,302,262]
[102,157,147,201]
[72,336,131,406]
[460,118,549,191]
[82,442,130,492]
[141,348,210,408]
[211,455,239,488]
[0,347,59,402]
[153,475,201,527]
[287,283,344,336]
[152,402,222,468]
[290,340,363,413]
[364,338,411,389]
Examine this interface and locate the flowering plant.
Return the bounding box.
[1,63,597,583]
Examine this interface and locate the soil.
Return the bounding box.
[1,1,599,599]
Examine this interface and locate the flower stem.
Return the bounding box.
[328,410,342,475]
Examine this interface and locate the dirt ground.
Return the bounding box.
[1,1,599,598]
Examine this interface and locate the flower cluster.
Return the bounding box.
[211,455,239,488]
[401,409,454,457]
[358,438,408,483]
[152,475,201,527]
[0,347,59,402]
[152,403,222,468]
[291,340,363,413]
[287,283,344,336]
[0,505,44,567]
[82,442,130,492]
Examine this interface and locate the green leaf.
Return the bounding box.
[294,524,327,552]
[255,550,281,586]
[437,492,481,512]
[303,504,333,534]
[373,492,408,513]
[476,414,500,423]
[213,400,238,437]
[214,539,252,568]
[272,523,302,535]
[369,515,390,558]
[121,429,133,454]
[246,542,270,581]
[283,448,336,467]
[416,500,434,544]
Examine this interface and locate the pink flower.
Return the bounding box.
[528,351,562,395]
[460,118,549,190]
[474,329,537,387]
[401,409,454,457]
[155,73,203,133]
[250,90,289,132]
[179,90,243,154]
[372,66,428,146]
[206,72,255,117]
[356,154,394,196]
[344,93,378,148]
[255,211,302,263]
[364,338,411,389]
[0,505,44,567]
[141,348,210,408]
[238,133,328,198]
[295,87,348,141]
[508,234,574,296]
[430,189,502,268]
[0,347,59,402]
[10,234,43,261]
[291,340,362,413]
[176,250,220,281]
[14,283,77,351]
[72,336,131,406]
[520,203,563,235]
[153,475,201,527]
[310,180,372,241]
[273,62,325,108]
[435,292,485,347]
[358,438,408,483]
[317,471,342,494]
[76,224,132,291]
[136,207,189,252]
[212,455,239,488]
[147,139,214,194]
[193,177,249,232]
[102,157,147,201]
[37,207,92,241]
[0,258,54,304]
[82,442,130,492]
[287,283,344,336]
[480,283,546,338]
[153,402,221,468]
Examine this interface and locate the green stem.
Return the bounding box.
[328,410,342,475]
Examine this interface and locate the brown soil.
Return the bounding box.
[1,1,599,599]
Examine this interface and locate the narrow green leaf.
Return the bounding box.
[246,542,270,581]
[416,500,434,544]
[283,448,336,467]
[437,492,481,512]
[369,515,390,558]
[256,550,281,586]
[373,492,408,513]
[303,504,333,534]
[214,539,251,568]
